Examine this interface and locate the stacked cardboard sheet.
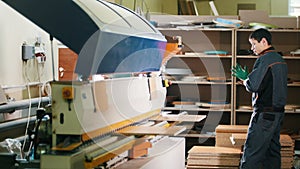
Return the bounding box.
[186,146,242,169]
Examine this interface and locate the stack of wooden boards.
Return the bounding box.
[281,134,295,169]
[186,125,295,169]
[215,125,295,169]
[187,146,241,169]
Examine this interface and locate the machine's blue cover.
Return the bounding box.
[2,0,166,76]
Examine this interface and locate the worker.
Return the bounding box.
[231,28,288,169]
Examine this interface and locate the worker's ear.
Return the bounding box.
[261,37,269,46]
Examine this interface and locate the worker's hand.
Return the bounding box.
[231,63,249,80]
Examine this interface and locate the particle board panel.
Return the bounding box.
[118,126,186,136]
[187,166,237,169]
[187,146,241,168]
[188,146,242,155]
[229,133,295,147]
[230,133,247,148]
[215,125,248,133]
[216,133,246,148]
[212,126,294,169]
[216,133,245,148]
[187,158,240,166]
[216,126,295,148]
[188,153,241,158]
[187,159,239,167]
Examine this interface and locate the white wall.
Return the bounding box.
[194,0,289,16]
[0,2,58,87]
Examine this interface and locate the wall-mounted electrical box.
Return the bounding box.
[22,43,35,61]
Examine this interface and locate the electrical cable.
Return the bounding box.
[41,81,52,105]
[21,82,32,153]
[21,62,33,158]
[20,40,51,159]
[34,57,42,109]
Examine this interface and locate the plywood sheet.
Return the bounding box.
[215,125,248,133]
[188,146,241,156]
[187,158,239,166]
[118,126,186,136]
[187,166,237,169]
[216,133,245,148]
[216,128,294,148]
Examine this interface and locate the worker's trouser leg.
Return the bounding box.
[239,111,284,169]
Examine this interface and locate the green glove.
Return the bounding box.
[231,63,249,80]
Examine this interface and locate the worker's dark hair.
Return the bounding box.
[249,28,272,45]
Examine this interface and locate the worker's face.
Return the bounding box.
[249,38,267,55]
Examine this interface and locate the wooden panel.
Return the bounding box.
[215,125,248,133]
[187,166,236,169]
[118,125,186,136]
[58,48,78,81]
[187,157,240,166]
[187,146,241,168]
[188,146,241,156]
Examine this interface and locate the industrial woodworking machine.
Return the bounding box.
[1,0,189,168]
[40,75,186,169]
